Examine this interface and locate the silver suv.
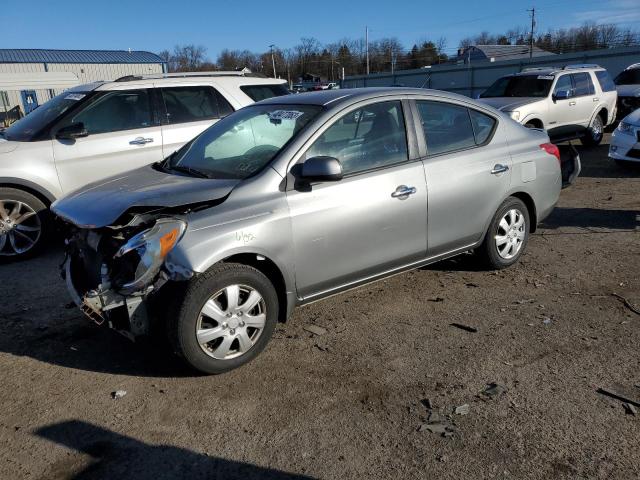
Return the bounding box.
[53,88,565,374]
[479,64,617,146]
[0,72,288,259]
[614,63,640,120]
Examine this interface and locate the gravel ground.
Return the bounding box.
[1,136,639,480]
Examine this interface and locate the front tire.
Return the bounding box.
[580,115,604,146]
[0,187,51,261]
[478,197,530,269]
[168,263,279,374]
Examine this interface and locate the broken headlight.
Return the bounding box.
[114,218,187,294]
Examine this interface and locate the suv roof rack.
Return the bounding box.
[114,70,266,82]
[562,64,602,70]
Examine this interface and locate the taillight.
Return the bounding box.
[540,143,561,164]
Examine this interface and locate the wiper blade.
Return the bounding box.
[169,165,211,179]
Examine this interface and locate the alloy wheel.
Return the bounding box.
[495,208,526,260]
[196,284,267,360]
[0,200,41,256]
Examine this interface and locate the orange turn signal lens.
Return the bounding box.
[159,228,179,257]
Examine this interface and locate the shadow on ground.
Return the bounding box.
[540,207,639,231]
[35,420,314,479]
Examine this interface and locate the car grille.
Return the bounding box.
[627,149,640,159]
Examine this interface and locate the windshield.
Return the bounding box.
[615,69,640,86]
[167,104,322,179]
[3,91,90,141]
[481,75,553,98]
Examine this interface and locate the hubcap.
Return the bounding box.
[196,284,266,360]
[0,200,41,256]
[591,118,603,140]
[495,208,526,260]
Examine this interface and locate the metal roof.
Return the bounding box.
[462,45,555,62]
[0,49,165,64]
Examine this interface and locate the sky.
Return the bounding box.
[3,0,640,59]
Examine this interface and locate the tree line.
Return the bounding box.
[159,21,639,81]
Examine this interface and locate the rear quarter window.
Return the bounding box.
[595,71,616,92]
[240,84,290,101]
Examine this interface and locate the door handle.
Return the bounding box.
[491,164,509,174]
[568,101,576,106]
[391,185,417,199]
[593,97,599,102]
[129,137,154,145]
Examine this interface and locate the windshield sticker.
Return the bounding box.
[267,110,304,121]
[537,75,554,80]
[64,93,86,101]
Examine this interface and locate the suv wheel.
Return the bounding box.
[0,188,51,261]
[168,263,279,374]
[581,114,604,146]
[478,197,530,269]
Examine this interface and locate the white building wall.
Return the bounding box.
[0,62,163,118]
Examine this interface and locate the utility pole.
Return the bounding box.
[527,7,536,59]
[269,44,277,78]
[365,26,370,75]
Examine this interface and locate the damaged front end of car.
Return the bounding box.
[60,211,192,340]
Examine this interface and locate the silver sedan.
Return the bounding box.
[53,87,566,374]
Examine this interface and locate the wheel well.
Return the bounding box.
[597,108,608,124]
[511,192,537,232]
[223,253,289,323]
[0,182,53,207]
[525,118,543,129]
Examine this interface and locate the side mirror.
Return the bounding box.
[300,156,343,182]
[552,90,571,101]
[56,122,88,140]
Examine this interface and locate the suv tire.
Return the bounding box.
[168,262,279,374]
[581,114,604,147]
[0,187,51,261]
[478,197,530,269]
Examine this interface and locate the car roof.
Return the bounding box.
[509,64,605,77]
[94,75,286,91]
[256,87,475,108]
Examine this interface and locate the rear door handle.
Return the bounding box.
[593,97,599,102]
[491,164,509,174]
[391,185,417,199]
[569,101,576,106]
[129,137,154,145]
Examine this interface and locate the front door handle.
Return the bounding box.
[391,185,417,199]
[129,137,154,145]
[569,101,576,106]
[491,164,509,174]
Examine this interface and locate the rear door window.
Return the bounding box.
[571,73,595,96]
[240,84,290,101]
[161,86,233,124]
[595,71,616,92]
[69,90,154,135]
[416,101,476,156]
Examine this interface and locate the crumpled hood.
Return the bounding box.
[477,97,542,111]
[52,164,240,228]
[0,138,19,154]
[617,85,640,98]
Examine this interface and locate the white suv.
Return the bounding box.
[479,64,617,146]
[0,72,288,259]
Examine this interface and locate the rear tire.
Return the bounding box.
[477,197,530,270]
[580,114,604,146]
[0,187,51,261]
[168,262,279,374]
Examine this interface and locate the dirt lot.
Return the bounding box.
[1,136,639,480]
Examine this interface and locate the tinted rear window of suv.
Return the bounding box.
[240,84,290,101]
[595,71,616,92]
